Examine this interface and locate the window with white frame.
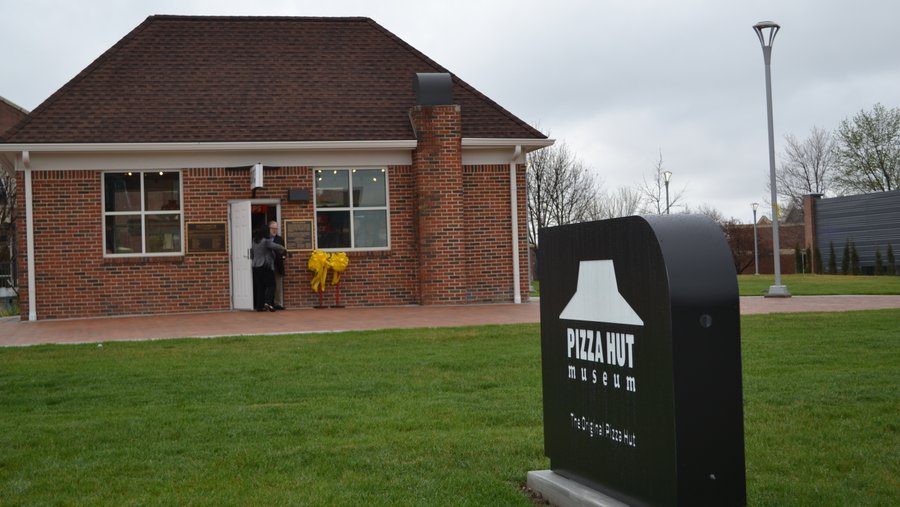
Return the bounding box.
[314,168,388,249]
[103,171,183,255]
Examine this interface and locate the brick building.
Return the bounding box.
[0,97,28,136]
[803,191,900,274]
[0,16,551,320]
[728,219,805,275]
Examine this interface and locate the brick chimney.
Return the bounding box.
[410,74,465,304]
[803,194,822,271]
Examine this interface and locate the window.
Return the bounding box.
[103,171,183,255]
[314,168,388,249]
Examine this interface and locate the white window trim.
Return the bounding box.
[101,170,185,257]
[313,167,391,252]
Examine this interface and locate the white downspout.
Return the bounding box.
[22,151,36,320]
[510,145,522,304]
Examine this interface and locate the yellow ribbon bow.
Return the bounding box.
[308,249,330,293]
[330,252,349,285]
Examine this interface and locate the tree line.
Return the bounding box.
[775,103,899,211]
[794,241,897,276]
[527,102,898,248]
[526,103,899,274]
[526,145,686,249]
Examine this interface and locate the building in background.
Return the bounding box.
[0,16,551,320]
[804,191,900,274]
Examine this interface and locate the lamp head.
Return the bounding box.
[753,21,780,49]
[752,202,759,211]
[663,170,673,183]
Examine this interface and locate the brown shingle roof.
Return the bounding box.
[3,15,545,144]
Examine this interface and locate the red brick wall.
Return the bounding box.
[14,171,26,312]
[803,195,819,272]
[463,164,529,303]
[16,111,530,319]
[411,104,466,304]
[516,163,530,301]
[731,223,805,275]
[19,169,233,319]
[299,166,420,308]
[17,166,431,319]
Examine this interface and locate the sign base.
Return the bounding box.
[764,284,792,298]
[527,470,629,507]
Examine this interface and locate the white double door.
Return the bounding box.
[229,200,279,310]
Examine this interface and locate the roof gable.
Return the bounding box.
[4,16,545,144]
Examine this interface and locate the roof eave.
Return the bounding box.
[0,137,555,154]
[462,137,555,153]
[0,139,420,153]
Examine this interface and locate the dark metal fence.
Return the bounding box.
[814,190,900,273]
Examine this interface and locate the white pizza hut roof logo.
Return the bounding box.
[560,260,644,326]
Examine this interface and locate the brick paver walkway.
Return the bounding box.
[2,296,899,347]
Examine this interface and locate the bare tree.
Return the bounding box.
[588,186,644,220]
[0,169,16,293]
[834,103,900,193]
[687,203,762,274]
[720,218,763,274]
[526,142,602,248]
[0,170,13,226]
[693,202,726,224]
[772,126,837,210]
[639,151,684,214]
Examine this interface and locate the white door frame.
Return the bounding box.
[229,199,280,310]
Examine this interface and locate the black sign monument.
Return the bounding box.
[537,215,745,506]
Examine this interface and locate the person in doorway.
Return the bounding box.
[251,225,286,312]
[268,220,286,310]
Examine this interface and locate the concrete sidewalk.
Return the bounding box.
[738,294,900,315]
[2,296,899,347]
[0,302,543,347]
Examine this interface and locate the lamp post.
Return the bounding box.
[753,21,790,297]
[663,170,672,214]
[752,202,759,275]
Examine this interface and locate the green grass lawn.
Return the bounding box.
[2,311,898,505]
[529,280,540,297]
[739,274,900,296]
[741,310,899,505]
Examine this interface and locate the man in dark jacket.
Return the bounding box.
[268,221,286,310]
[252,225,286,312]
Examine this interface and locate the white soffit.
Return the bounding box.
[462,138,555,165]
[1,138,554,170]
[23,150,413,171]
[2,141,415,170]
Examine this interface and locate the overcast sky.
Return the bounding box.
[3,0,899,222]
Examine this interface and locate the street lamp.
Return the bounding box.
[663,170,673,214]
[752,202,759,275]
[753,20,790,297]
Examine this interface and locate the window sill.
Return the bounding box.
[346,250,393,259]
[102,256,185,266]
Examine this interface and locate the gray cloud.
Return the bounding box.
[3,0,898,221]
